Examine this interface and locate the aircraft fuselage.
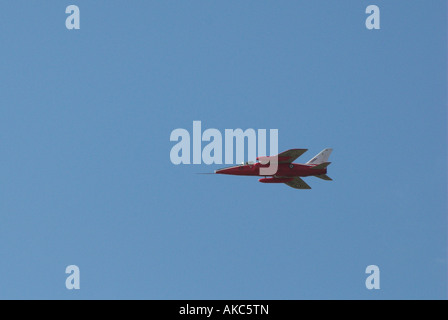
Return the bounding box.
[215,162,327,177]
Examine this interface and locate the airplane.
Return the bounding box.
[214,148,333,189]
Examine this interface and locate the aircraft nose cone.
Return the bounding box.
[215,168,226,174]
[214,167,235,175]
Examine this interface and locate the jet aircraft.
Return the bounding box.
[215,148,333,189]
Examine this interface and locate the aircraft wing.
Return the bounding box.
[285,177,311,189]
[257,149,308,164]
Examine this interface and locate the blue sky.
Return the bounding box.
[0,1,446,299]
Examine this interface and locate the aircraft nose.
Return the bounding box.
[214,167,235,175]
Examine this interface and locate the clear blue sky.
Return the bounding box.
[0,1,446,299]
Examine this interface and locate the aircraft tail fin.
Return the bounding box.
[306,148,333,165]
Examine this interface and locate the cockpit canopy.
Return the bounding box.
[241,161,255,166]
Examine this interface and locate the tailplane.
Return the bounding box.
[311,162,331,170]
[314,174,333,181]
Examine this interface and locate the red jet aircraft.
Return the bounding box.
[215,148,333,189]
